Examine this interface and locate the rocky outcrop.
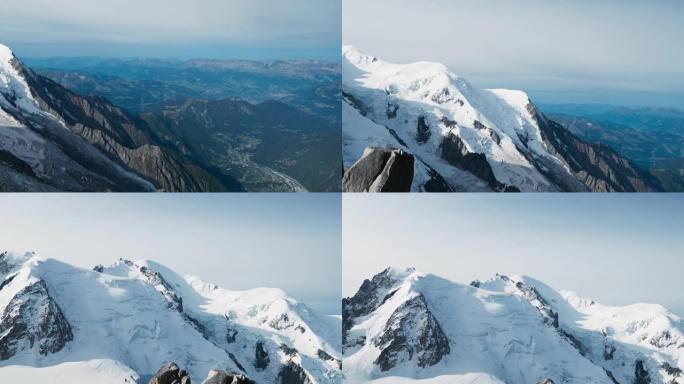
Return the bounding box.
[343,147,414,192]
[0,280,73,360]
[372,294,450,371]
[343,268,409,349]
[201,370,255,384]
[530,105,662,192]
[277,362,313,384]
[634,360,652,384]
[254,341,270,371]
[148,362,192,384]
[440,132,504,191]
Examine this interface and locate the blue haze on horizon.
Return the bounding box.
[344,194,684,318]
[344,0,684,108]
[0,0,341,60]
[0,194,342,315]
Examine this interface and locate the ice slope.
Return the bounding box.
[103,259,342,384]
[0,252,341,383]
[345,268,683,384]
[0,359,139,384]
[342,45,573,192]
[482,274,684,384]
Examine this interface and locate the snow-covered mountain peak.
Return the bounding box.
[345,269,684,384]
[0,44,40,115]
[342,46,660,192]
[1,252,341,383]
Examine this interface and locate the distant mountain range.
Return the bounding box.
[0,44,341,192]
[0,251,341,383]
[341,46,665,192]
[343,268,684,384]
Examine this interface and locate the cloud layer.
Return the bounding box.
[0,0,341,58]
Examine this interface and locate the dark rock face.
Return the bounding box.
[254,341,270,371]
[343,147,414,192]
[148,362,191,384]
[530,105,662,192]
[202,369,255,384]
[440,132,503,190]
[343,268,407,350]
[0,280,73,360]
[416,116,431,143]
[537,380,555,384]
[513,280,559,328]
[634,359,651,384]
[22,68,229,192]
[373,294,450,371]
[277,362,313,384]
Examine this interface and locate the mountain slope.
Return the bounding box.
[343,268,683,384]
[0,251,341,383]
[0,43,230,191]
[142,98,341,192]
[341,46,661,192]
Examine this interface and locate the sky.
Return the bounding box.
[343,194,684,317]
[0,193,341,315]
[0,0,340,60]
[343,0,684,107]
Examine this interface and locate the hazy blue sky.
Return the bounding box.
[344,0,684,107]
[0,194,341,315]
[344,194,684,317]
[0,0,340,60]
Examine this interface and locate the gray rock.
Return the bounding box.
[0,280,73,360]
[372,294,450,371]
[254,341,270,371]
[201,370,254,384]
[440,132,503,191]
[148,362,191,384]
[277,363,312,384]
[343,147,414,192]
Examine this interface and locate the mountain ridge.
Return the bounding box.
[343,267,683,384]
[342,46,661,192]
[0,250,341,384]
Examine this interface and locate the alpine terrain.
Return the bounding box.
[0,43,341,192]
[0,251,341,384]
[342,46,661,192]
[343,268,684,384]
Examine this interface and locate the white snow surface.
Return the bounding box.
[0,252,341,383]
[342,45,575,191]
[0,44,42,115]
[345,268,684,384]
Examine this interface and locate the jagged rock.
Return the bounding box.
[201,370,254,384]
[537,380,555,384]
[530,105,662,192]
[0,280,73,360]
[343,268,408,348]
[254,341,270,371]
[277,362,312,384]
[416,116,431,143]
[280,344,298,356]
[440,132,503,191]
[343,147,414,192]
[634,359,651,384]
[373,294,450,371]
[269,313,294,330]
[226,328,238,343]
[148,362,191,384]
